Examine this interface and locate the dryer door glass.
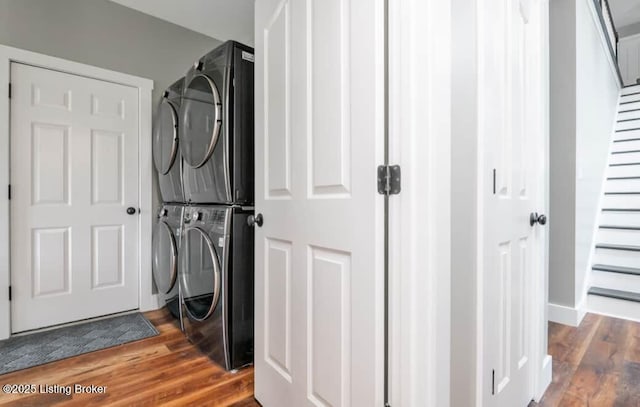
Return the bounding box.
[152,220,178,294]
[180,74,222,168]
[179,227,221,321]
[153,100,179,175]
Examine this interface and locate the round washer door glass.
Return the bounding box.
[179,227,221,321]
[180,75,222,168]
[152,100,179,175]
[152,220,178,294]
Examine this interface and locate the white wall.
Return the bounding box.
[549,0,621,321]
[575,0,620,307]
[619,34,640,86]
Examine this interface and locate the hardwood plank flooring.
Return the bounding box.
[0,309,260,406]
[534,313,640,407]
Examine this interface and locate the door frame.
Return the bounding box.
[0,44,156,340]
[387,0,451,405]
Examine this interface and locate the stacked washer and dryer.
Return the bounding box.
[152,41,255,371]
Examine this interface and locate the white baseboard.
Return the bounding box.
[534,355,553,402]
[547,302,586,327]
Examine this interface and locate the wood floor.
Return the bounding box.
[0,309,260,406]
[534,313,640,407]
[2,309,639,406]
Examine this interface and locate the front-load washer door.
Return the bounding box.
[179,226,221,321]
[153,99,179,175]
[152,220,178,294]
[180,74,222,169]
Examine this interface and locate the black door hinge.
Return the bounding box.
[377,165,401,196]
[8,83,11,99]
[493,169,496,195]
[492,369,495,395]
[7,184,10,200]
[8,286,11,301]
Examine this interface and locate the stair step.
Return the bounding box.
[613,137,640,142]
[592,264,640,275]
[588,287,640,303]
[604,192,640,195]
[607,176,640,180]
[616,127,640,132]
[612,150,640,155]
[610,162,640,167]
[599,225,640,230]
[596,244,640,252]
[602,208,640,212]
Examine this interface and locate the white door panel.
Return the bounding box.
[10,63,140,333]
[480,0,545,406]
[255,0,384,405]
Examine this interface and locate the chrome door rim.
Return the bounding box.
[154,100,179,175]
[152,220,178,294]
[180,226,222,322]
[182,74,222,169]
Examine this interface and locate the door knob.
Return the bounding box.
[127,207,137,215]
[530,212,547,226]
[248,213,263,227]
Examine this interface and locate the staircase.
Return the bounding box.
[587,84,640,321]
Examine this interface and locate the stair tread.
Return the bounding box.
[602,208,640,212]
[588,287,640,302]
[596,243,640,251]
[599,225,640,230]
[592,264,640,275]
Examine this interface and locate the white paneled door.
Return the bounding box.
[10,63,140,333]
[255,0,384,405]
[480,0,546,406]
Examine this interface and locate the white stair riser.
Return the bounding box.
[612,139,640,152]
[603,194,640,207]
[621,93,640,103]
[619,101,640,112]
[600,212,640,225]
[617,120,640,131]
[587,294,640,323]
[618,110,640,121]
[605,178,640,192]
[607,164,640,178]
[609,152,640,165]
[593,248,640,268]
[622,85,640,95]
[591,271,640,293]
[596,228,640,245]
[613,130,640,140]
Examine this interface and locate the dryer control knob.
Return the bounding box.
[159,208,167,217]
[193,211,202,221]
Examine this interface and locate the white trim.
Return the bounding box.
[534,355,553,402]
[547,302,587,327]
[583,0,621,87]
[0,44,155,340]
[388,0,451,405]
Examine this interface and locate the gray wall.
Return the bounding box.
[550,0,578,308]
[618,21,640,38]
[549,0,620,310]
[0,0,223,206]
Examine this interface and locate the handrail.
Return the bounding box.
[593,0,623,85]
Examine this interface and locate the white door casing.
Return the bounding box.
[10,62,140,333]
[479,0,547,405]
[254,0,385,405]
